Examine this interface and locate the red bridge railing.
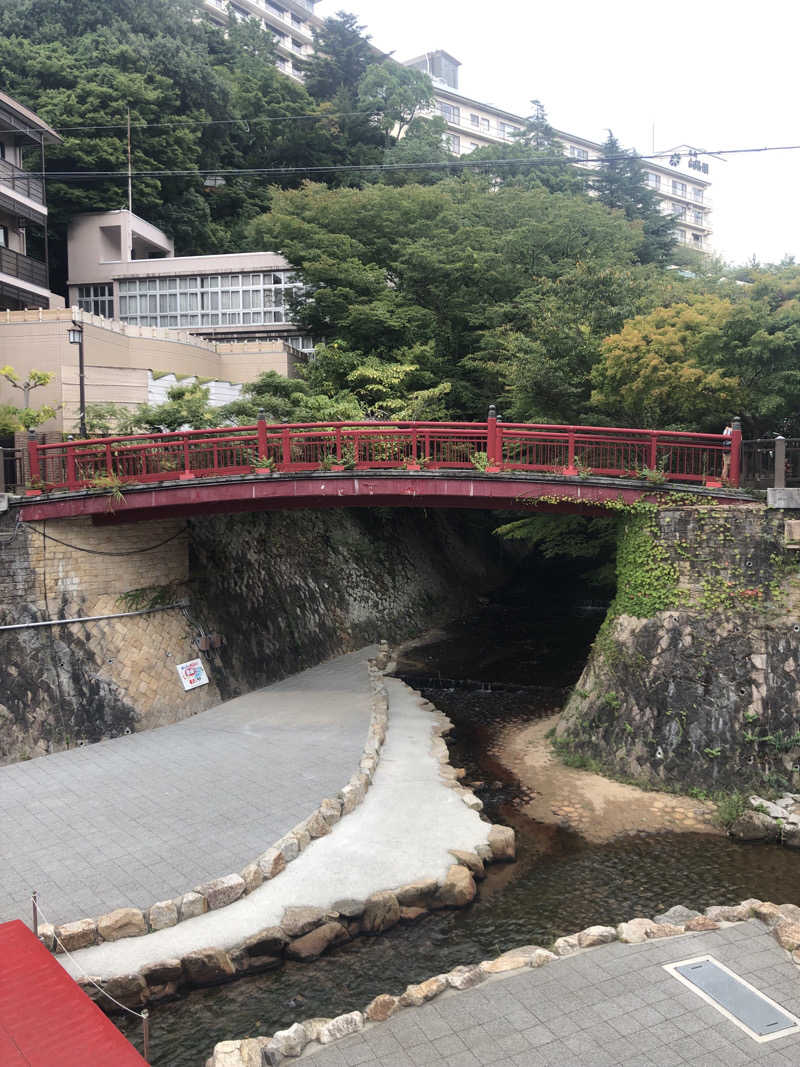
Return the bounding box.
[27,412,741,492]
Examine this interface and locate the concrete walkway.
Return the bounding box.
[0,649,377,928]
[59,676,489,980]
[303,921,800,1066]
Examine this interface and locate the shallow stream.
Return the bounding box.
[119,595,800,1065]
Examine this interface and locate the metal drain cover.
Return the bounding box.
[665,956,800,1042]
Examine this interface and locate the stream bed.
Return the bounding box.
[119,596,800,1065]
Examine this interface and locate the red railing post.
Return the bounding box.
[729,416,742,487]
[648,432,658,472]
[336,427,343,462]
[257,409,268,464]
[486,405,498,466]
[281,423,291,471]
[566,428,576,475]
[66,443,78,490]
[27,431,40,485]
[105,442,113,476]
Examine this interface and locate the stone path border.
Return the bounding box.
[36,647,393,958]
[60,658,516,1011]
[206,899,800,1065]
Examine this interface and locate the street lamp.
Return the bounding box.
[67,325,87,438]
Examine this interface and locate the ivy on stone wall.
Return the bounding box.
[610,512,683,619]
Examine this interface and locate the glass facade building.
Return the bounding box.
[111,270,301,330]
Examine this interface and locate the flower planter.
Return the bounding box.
[705,479,723,488]
[330,464,346,472]
[25,489,42,497]
[179,472,196,481]
[404,463,422,472]
[254,467,275,475]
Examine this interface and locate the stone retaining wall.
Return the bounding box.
[208,898,800,1066]
[556,504,800,794]
[62,660,517,1012]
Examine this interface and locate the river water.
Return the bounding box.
[119,593,800,1065]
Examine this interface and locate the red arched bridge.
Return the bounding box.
[19,413,747,523]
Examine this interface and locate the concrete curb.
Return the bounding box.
[207,899,800,1065]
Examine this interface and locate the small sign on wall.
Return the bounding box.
[177,658,209,691]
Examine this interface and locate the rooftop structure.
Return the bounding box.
[0,90,64,310]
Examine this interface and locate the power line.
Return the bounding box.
[5,110,378,135]
[25,142,800,183]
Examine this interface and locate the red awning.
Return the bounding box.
[0,920,148,1066]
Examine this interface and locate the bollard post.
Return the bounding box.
[27,429,40,485]
[774,435,786,490]
[142,1008,150,1063]
[486,405,497,466]
[32,889,38,938]
[257,408,268,465]
[729,416,742,488]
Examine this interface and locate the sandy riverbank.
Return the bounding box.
[497,713,722,842]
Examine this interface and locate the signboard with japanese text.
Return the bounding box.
[177,658,209,691]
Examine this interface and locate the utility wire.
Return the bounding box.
[32,525,188,556]
[26,143,800,183]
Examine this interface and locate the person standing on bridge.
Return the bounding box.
[721,422,733,481]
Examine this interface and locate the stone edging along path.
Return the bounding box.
[207,899,800,1066]
[63,651,517,1010]
[39,647,394,958]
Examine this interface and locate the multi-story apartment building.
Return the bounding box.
[404,51,713,252]
[0,91,63,310]
[66,209,313,351]
[201,0,320,81]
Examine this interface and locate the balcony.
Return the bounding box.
[0,159,47,225]
[0,246,48,290]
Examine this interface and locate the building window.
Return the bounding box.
[568,145,589,161]
[674,229,686,242]
[77,283,114,318]
[438,102,460,124]
[470,113,480,127]
[672,180,687,198]
[0,143,5,160]
[692,188,704,204]
[117,272,301,329]
[480,117,490,132]
[647,172,661,189]
[0,226,7,248]
[469,142,480,152]
[692,210,704,225]
[499,122,519,140]
[692,233,703,245]
[445,134,461,154]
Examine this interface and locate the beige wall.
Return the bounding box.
[67,210,174,286]
[0,308,295,434]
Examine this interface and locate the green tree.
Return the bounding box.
[357,61,434,145]
[299,12,376,101]
[0,366,57,429]
[244,176,657,418]
[590,297,744,429]
[591,132,676,265]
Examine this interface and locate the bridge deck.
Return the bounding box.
[16,471,756,524]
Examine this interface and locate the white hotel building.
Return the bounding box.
[406,51,713,252]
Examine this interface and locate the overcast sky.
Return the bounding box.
[317,0,800,266]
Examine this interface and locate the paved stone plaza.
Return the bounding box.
[304,922,800,1066]
[0,649,376,926]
